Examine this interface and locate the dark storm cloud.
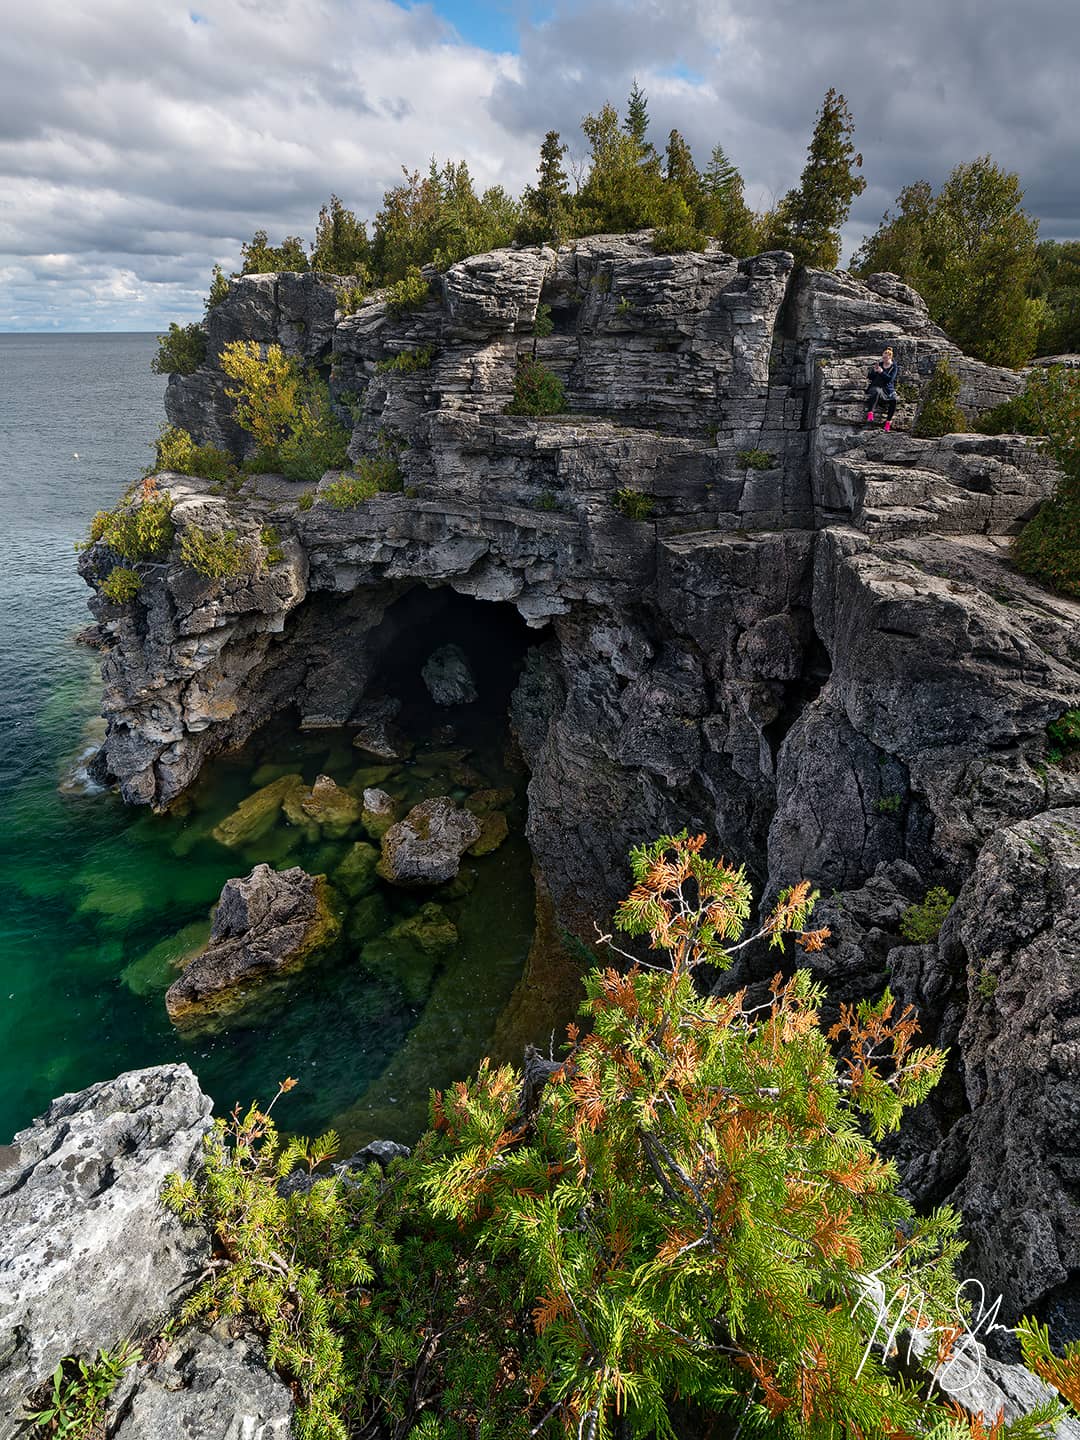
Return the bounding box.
[1,0,1076,328]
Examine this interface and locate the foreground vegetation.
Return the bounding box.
[163,834,1079,1440]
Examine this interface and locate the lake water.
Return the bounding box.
[0,333,542,1146]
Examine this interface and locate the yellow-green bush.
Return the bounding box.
[85,494,174,561]
[98,567,143,604]
[221,341,350,484]
[178,524,253,580]
[149,425,237,484]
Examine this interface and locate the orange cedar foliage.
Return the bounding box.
[1027,1350,1080,1410]
[734,1351,794,1418]
[533,1291,573,1334]
[945,1402,1007,1439]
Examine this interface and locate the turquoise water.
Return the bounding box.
[0,334,538,1146]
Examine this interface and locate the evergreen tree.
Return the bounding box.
[624,77,650,147]
[575,102,666,235]
[518,130,573,245]
[853,157,1040,366]
[1031,239,1080,355]
[371,160,519,281]
[310,194,371,279]
[763,88,865,269]
[664,128,702,212]
[238,230,310,275]
[701,143,759,256]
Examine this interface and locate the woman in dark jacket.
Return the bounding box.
[865,346,899,431]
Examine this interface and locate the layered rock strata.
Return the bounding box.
[79,236,1080,1325]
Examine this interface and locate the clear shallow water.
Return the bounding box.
[0,334,539,1146]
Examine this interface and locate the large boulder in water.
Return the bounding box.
[0,1065,212,1433]
[421,644,478,706]
[165,864,339,1019]
[377,797,481,886]
[299,774,362,839]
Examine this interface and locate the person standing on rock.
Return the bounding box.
[865,346,899,431]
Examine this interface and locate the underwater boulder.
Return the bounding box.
[211,773,305,848]
[421,644,478,706]
[377,797,481,886]
[299,774,363,840]
[334,840,381,899]
[360,901,458,1005]
[351,696,411,760]
[468,809,509,857]
[165,864,339,1020]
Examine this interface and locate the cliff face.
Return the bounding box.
[80,235,1080,1324]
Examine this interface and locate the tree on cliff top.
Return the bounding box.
[853,156,1040,367]
[238,229,309,275]
[762,88,865,269]
[371,160,519,281]
[311,194,371,281]
[517,130,573,246]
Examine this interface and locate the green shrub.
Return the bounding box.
[1001,367,1080,599]
[322,454,403,509]
[534,301,554,337]
[505,358,565,417]
[652,220,706,254]
[899,886,956,943]
[149,424,237,483]
[164,834,1029,1440]
[99,567,143,604]
[178,524,253,580]
[221,341,350,484]
[976,967,999,999]
[873,792,902,815]
[1047,707,1080,764]
[85,491,175,560]
[297,491,315,512]
[260,526,284,564]
[25,1342,140,1435]
[613,487,655,519]
[737,447,774,470]
[151,321,206,376]
[335,281,368,315]
[385,266,431,316]
[375,345,435,374]
[912,355,967,437]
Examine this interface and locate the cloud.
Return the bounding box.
[1,0,1078,328]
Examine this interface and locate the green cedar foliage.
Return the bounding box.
[178,523,254,580]
[517,131,573,246]
[505,358,565,416]
[899,887,956,943]
[321,453,403,509]
[371,161,519,281]
[311,193,372,281]
[149,424,237,483]
[84,485,175,561]
[913,356,967,437]
[239,230,309,274]
[762,88,865,270]
[1030,239,1080,356]
[206,263,230,313]
[1010,366,1080,597]
[853,157,1040,367]
[161,833,1080,1440]
[151,321,206,376]
[575,101,667,236]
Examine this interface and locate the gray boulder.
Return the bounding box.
[0,1065,212,1436]
[165,864,339,1019]
[351,695,409,759]
[421,643,478,706]
[377,797,481,886]
[110,1324,293,1440]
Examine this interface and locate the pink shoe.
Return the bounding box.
[866,411,874,422]
[884,420,892,432]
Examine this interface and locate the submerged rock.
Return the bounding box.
[299,773,363,839]
[212,773,305,848]
[361,785,398,841]
[165,864,339,1019]
[468,809,509,856]
[361,901,458,1004]
[0,1065,212,1432]
[377,797,482,886]
[333,839,381,899]
[422,643,478,706]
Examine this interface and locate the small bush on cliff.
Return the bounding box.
[220,341,350,484]
[900,886,956,943]
[375,345,435,374]
[98,567,142,605]
[385,266,431,316]
[178,523,253,581]
[162,833,1067,1440]
[1047,708,1080,765]
[613,486,655,519]
[506,357,565,416]
[85,490,175,561]
[913,355,967,437]
[26,1341,140,1436]
[321,453,403,509]
[151,321,206,376]
[148,424,237,484]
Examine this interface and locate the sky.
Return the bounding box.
[1,0,1076,331]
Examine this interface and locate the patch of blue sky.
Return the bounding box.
[392,0,521,52]
[657,61,706,86]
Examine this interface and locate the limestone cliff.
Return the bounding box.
[79,235,1080,1329]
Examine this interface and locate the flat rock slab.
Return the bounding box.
[0,1065,212,1436]
[110,1324,293,1440]
[165,864,338,1019]
[377,796,481,886]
